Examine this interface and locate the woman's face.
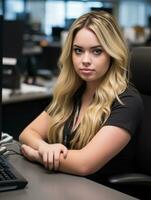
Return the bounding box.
[72,28,110,86]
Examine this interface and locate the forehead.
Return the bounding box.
[73,28,100,46]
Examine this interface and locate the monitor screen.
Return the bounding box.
[65,18,76,30]
[3,20,24,59]
[0,15,3,141]
[91,7,113,14]
[52,26,64,41]
[2,20,24,90]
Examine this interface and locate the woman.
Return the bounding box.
[19,11,143,184]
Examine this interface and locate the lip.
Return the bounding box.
[80,68,94,72]
[79,68,95,75]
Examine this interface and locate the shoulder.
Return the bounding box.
[113,85,143,112]
[105,85,144,136]
[120,85,143,102]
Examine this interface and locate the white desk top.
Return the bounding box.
[2,79,56,104]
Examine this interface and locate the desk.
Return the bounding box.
[2,81,56,139]
[2,83,52,104]
[2,90,51,140]
[2,74,56,140]
[0,142,138,200]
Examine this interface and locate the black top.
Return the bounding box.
[45,85,144,184]
[86,86,144,184]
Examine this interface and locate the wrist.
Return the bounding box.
[36,140,48,150]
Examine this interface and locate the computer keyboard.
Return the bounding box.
[0,155,28,192]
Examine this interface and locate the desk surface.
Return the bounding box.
[0,142,138,200]
[2,78,56,104]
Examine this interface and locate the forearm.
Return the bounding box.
[59,149,93,176]
[19,128,47,150]
[59,126,131,176]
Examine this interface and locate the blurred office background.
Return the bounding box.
[1,0,151,45]
[1,0,151,139]
[1,0,151,78]
[1,0,151,81]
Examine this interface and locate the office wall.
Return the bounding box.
[2,0,151,36]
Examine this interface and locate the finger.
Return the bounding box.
[48,151,53,170]
[42,151,48,168]
[20,145,27,157]
[20,144,28,154]
[53,151,60,171]
[20,144,25,153]
[21,144,32,158]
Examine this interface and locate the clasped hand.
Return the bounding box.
[21,143,68,171]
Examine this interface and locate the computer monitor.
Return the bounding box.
[2,20,24,90]
[52,26,64,41]
[0,15,3,141]
[3,20,24,59]
[65,18,76,30]
[91,7,113,14]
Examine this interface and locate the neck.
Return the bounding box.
[82,82,99,105]
[85,81,99,97]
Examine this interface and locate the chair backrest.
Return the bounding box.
[130,47,151,175]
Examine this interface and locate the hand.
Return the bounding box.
[21,144,42,163]
[38,143,68,171]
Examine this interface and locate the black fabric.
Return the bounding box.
[128,47,151,176]
[130,47,151,95]
[136,94,151,175]
[104,86,143,137]
[106,47,151,200]
[86,86,144,184]
[61,85,144,184]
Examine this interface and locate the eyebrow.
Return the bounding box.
[73,44,102,49]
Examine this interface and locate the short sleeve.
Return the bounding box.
[104,87,144,137]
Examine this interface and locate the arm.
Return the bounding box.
[62,88,142,176]
[19,111,68,169]
[58,125,131,176]
[20,124,130,174]
[19,111,52,149]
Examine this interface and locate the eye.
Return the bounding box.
[93,48,102,55]
[73,47,83,55]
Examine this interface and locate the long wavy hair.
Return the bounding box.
[47,11,129,149]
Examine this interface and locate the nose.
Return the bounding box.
[82,52,91,66]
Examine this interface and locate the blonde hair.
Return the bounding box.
[47,11,129,149]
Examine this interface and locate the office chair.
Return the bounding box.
[108,47,151,200]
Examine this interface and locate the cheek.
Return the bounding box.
[96,57,110,74]
[72,54,80,69]
[72,55,78,73]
